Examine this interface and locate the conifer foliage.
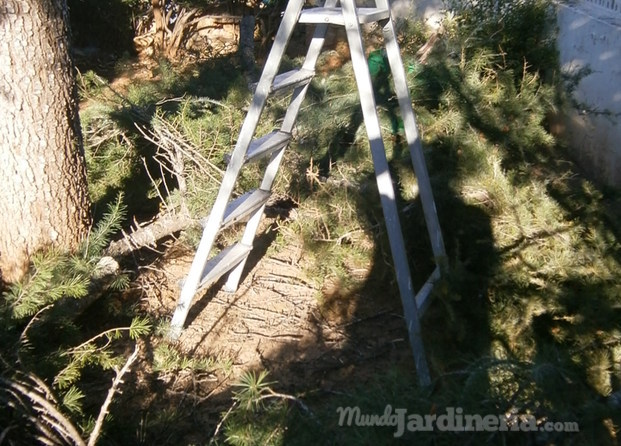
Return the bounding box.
[0,196,151,446]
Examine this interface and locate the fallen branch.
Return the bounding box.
[416,32,441,64]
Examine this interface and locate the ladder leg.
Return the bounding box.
[380,7,446,264]
[340,0,431,387]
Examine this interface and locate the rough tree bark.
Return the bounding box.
[0,0,92,283]
[151,0,166,52]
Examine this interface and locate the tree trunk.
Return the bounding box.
[151,0,166,52]
[0,0,92,283]
[239,14,256,73]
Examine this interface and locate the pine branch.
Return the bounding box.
[82,194,127,259]
[66,317,151,356]
[56,318,150,388]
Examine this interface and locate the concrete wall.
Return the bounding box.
[556,1,621,187]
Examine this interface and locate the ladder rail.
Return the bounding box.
[224,3,338,292]
[340,0,431,387]
[378,3,446,263]
[169,0,307,338]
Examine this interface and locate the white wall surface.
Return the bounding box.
[555,1,621,187]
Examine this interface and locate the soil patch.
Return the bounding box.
[132,216,415,415]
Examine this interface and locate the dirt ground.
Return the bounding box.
[127,214,416,426]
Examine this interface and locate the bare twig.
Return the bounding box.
[157,156,173,203]
[87,344,140,446]
[141,156,170,211]
[257,389,314,417]
[17,304,53,356]
[0,425,15,444]
[65,326,135,357]
[208,401,238,445]
[150,117,224,177]
[313,229,363,245]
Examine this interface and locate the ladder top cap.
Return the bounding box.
[299,7,390,25]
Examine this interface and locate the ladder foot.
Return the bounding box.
[167,324,183,342]
[222,284,238,294]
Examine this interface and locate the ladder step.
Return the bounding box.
[222,189,271,230]
[415,266,441,317]
[272,68,315,93]
[251,69,315,95]
[299,7,389,25]
[245,130,291,163]
[198,243,252,290]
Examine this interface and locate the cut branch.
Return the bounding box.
[105,212,195,258]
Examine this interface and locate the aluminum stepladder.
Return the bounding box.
[169,0,446,387]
